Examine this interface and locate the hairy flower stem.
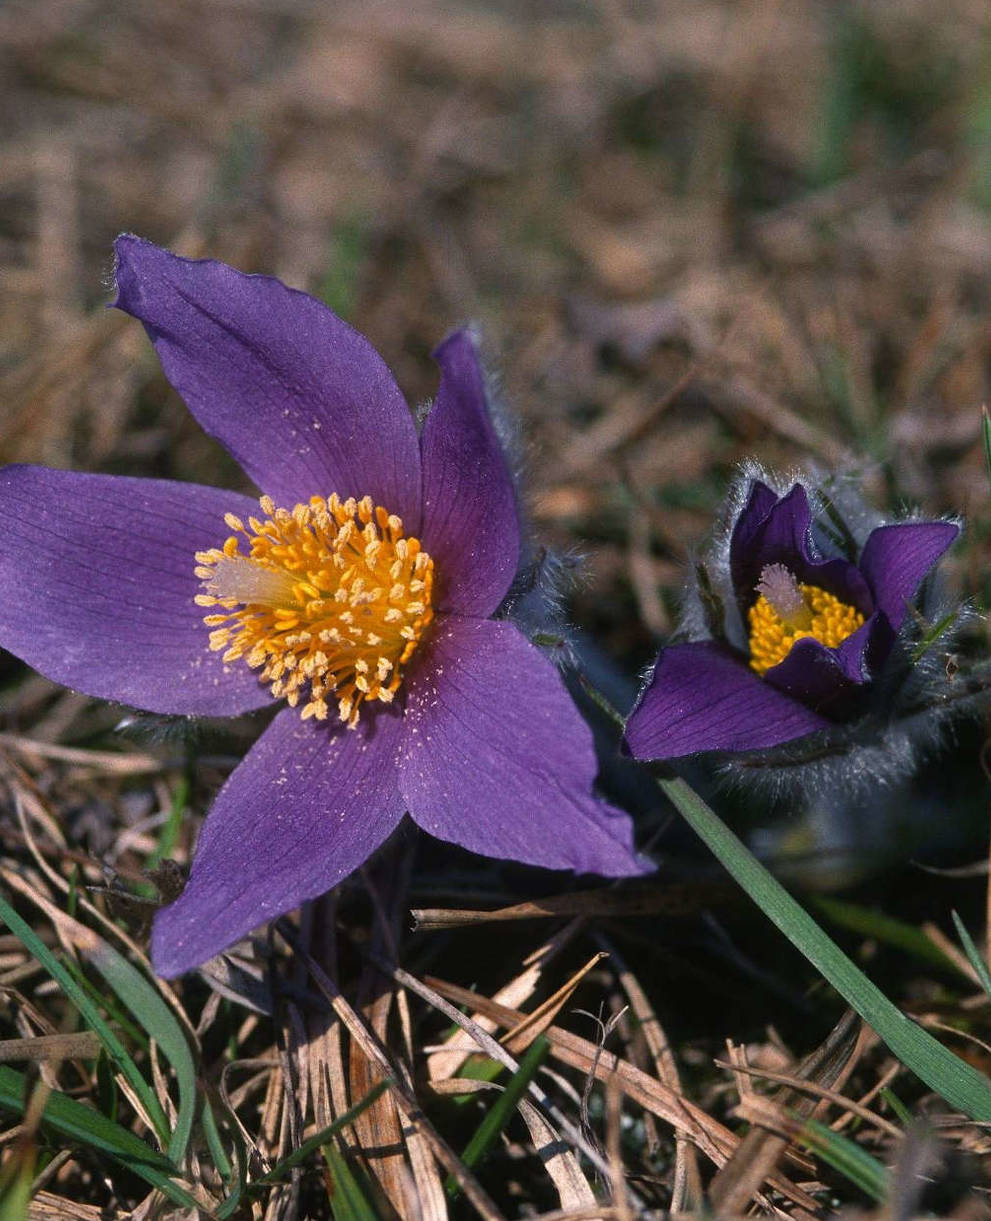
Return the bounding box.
[576,670,625,729]
[580,670,991,1121]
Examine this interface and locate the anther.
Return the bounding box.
[748,572,864,676]
[197,491,435,727]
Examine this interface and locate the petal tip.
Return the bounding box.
[111,232,158,313]
[149,911,191,980]
[595,846,656,879]
[432,325,480,365]
[940,519,962,546]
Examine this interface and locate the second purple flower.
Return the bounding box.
[624,469,961,775]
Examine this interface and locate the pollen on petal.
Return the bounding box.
[195,493,435,726]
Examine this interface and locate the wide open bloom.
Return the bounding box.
[623,470,961,782]
[0,236,646,977]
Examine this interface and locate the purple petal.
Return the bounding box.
[762,610,898,718]
[112,236,422,522]
[152,705,406,976]
[398,616,646,876]
[728,480,779,576]
[762,628,864,711]
[418,332,520,616]
[858,521,959,630]
[730,482,871,613]
[0,465,272,716]
[623,641,832,760]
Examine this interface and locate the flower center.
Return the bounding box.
[747,563,864,676]
[194,494,434,727]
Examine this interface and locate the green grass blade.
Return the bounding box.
[82,936,198,1163]
[256,1079,391,1185]
[147,771,190,869]
[215,1181,243,1220]
[213,1119,248,1221]
[0,1136,34,1221]
[798,1114,891,1201]
[880,1087,914,1126]
[0,893,170,1145]
[658,775,991,1121]
[982,405,991,495]
[951,911,991,1001]
[910,607,961,663]
[445,1035,551,1198]
[214,1147,246,1221]
[0,1066,201,1211]
[813,896,962,975]
[451,1055,505,1104]
[202,1097,232,1180]
[322,1144,379,1221]
[64,958,148,1048]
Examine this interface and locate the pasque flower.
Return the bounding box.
[623,469,961,783]
[0,236,645,977]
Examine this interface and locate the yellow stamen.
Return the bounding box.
[748,564,864,676]
[196,493,435,727]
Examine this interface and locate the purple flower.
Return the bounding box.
[0,236,646,977]
[623,471,960,775]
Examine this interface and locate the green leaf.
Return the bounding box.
[457,1056,505,1084]
[880,1087,914,1126]
[214,1142,247,1221]
[445,1035,551,1198]
[0,1066,201,1211]
[147,770,190,868]
[0,888,196,1162]
[0,893,169,1146]
[213,1115,248,1221]
[201,1097,232,1181]
[255,1080,391,1185]
[658,775,991,1121]
[951,911,991,1002]
[798,1114,890,1200]
[0,1136,34,1221]
[910,607,960,663]
[982,405,991,495]
[437,1050,506,1109]
[813,896,962,975]
[323,1144,379,1221]
[82,936,198,1164]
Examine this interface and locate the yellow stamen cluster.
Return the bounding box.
[748,566,864,676]
[195,494,434,727]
